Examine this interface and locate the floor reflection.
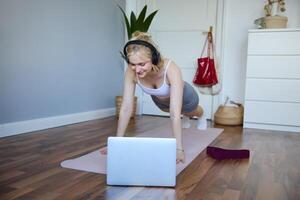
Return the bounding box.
[104,186,176,200]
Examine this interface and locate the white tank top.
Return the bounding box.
[137,60,171,97]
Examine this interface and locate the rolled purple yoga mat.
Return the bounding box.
[206,146,250,160]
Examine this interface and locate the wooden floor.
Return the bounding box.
[0,115,299,200]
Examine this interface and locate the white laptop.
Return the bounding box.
[107,137,176,187]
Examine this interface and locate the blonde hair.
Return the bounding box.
[126,31,164,72]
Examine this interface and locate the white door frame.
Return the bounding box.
[125,0,226,118]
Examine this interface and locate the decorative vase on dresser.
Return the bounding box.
[244,29,300,132]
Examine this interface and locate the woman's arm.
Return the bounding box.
[100,67,135,155]
[116,67,136,137]
[167,61,185,163]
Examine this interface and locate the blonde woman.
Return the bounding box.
[102,31,207,163]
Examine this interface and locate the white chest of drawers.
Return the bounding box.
[244,29,300,132]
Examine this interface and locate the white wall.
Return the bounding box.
[0,0,125,137]
[221,0,300,104]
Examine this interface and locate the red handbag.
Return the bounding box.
[193,32,218,86]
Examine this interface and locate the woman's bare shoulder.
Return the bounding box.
[165,59,183,83]
[165,59,180,73]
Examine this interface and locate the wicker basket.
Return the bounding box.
[115,96,137,118]
[264,16,288,29]
[214,105,244,126]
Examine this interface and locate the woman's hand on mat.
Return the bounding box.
[176,149,185,164]
[100,147,107,155]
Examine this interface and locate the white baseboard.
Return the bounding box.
[0,107,115,138]
[244,122,300,133]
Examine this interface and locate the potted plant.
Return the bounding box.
[263,0,288,28]
[116,5,158,118]
[118,5,158,39]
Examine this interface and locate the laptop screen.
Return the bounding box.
[107,137,176,187]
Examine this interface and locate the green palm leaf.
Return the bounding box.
[136,5,147,28]
[130,12,137,37]
[141,10,158,32]
[118,5,131,39]
[118,4,158,39]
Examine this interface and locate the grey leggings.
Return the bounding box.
[151,82,199,113]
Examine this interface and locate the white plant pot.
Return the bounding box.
[271,2,279,16]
